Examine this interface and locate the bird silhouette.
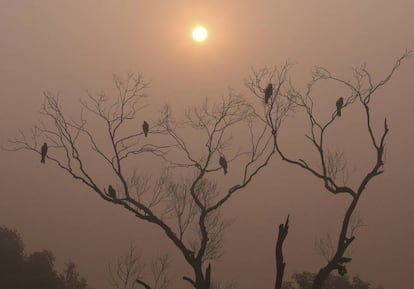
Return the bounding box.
[219,155,228,175]
[264,83,273,104]
[40,142,48,163]
[108,185,116,199]
[142,121,149,137]
[336,97,344,117]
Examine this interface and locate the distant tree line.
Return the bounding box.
[283,271,384,289]
[0,226,92,289]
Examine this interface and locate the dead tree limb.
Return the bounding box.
[136,279,152,289]
[247,51,411,289]
[275,215,289,289]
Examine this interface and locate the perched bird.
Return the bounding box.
[108,185,116,199]
[40,142,48,163]
[264,83,273,104]
[219,155,228,175]
[142,121,149,137]
[336,97,344,117]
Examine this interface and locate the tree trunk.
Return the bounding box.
[312,267,331,289]
[275,215,289,289]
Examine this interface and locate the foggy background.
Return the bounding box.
[1,1,413,288]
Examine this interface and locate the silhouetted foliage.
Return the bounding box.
[23,250,62,289]
[0,226,25,289]
[60,262,92,289]
[0,226,92,289]
[283,271,384,289]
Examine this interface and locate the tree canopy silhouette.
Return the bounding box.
[283,271,384,289]
[0,226,92,289]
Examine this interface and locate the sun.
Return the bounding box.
[192,26,208,43]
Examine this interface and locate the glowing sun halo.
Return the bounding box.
[192,26,208,42]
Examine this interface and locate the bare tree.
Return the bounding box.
[108,244,171,289]
[246,51,411,289]
[153,92,279,289]
[8,51,407,289]
[7,73,279,289]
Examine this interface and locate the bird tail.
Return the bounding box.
[224,168,227,175]
[145,132,148,137]
[41,157,45,163]
[337,109,341,117]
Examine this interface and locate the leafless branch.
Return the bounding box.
[249,52,410,289]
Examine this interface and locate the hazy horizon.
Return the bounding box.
[1,1,413,289]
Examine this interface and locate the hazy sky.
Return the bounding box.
[1,1,413,289]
